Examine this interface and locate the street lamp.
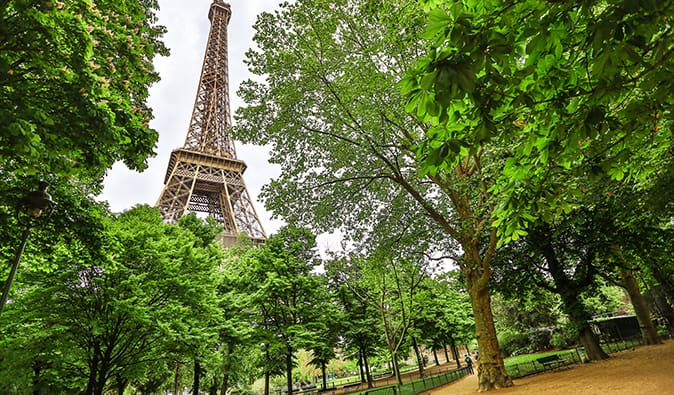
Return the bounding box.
[0,181,56,316]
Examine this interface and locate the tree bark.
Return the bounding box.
[174,361,181,395]
[412,337,425,378]
[578,325,608,361]
[193,360,201,395]
[391,352,402,386]
[362,346,372,388]
[621,269,661,344]
[286,349,294,395]
[219,369,230,395]
[463,240,513,391]
[320,361,328,389]
[433,348,439,365]
[357,350,365,383]
[449,337,461,369]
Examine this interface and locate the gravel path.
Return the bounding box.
[428,340,674,394]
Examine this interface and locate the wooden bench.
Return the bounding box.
[536,354,567,370]
[341,383,360,393]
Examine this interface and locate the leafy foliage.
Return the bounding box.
[405,0,674,242]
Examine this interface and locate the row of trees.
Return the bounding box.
[233,0,673,391]
[0,206,477,394]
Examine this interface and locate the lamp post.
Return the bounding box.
[0,181,56,316]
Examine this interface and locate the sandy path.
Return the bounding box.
[428,340,674,394]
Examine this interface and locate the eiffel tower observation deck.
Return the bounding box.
[156,0,266,246]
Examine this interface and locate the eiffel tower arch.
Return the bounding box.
[156,1,266,246]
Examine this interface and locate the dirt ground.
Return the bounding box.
[428,339,674,394]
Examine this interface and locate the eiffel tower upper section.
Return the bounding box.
[156,1,266,245]
[184,0,236,158]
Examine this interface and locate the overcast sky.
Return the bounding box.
[100,0,285,234]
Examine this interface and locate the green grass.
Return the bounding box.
[504,349,577,366]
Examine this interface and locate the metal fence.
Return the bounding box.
[505,336,644,379]
[355,366,472,395]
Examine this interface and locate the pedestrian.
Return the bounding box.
[464,354,474,374]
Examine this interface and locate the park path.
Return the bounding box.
[428,339,674,394]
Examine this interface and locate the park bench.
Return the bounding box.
[536,354,567,370]
[341,382,360,393]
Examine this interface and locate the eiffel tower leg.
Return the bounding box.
[156,161,199,223]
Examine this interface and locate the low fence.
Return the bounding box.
[354,366,472,395]
[506,336,644,379]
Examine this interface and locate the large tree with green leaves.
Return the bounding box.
[403,0,673,387]
[0,0,168,297]
[0,206,223,395]
[0,0,166,184]
[237,226,326,395]
[235,0,512,389]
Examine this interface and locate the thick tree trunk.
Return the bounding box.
[649,285,674,331]
[412,337,425,378]
[578,325,608,361]
[621,269,661,344]
[463,241,513,391]
[193,360,201,395]
[652,267,674,309]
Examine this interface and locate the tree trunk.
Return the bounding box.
[391,352,402,386]
[321,361,328,389]
[264,370,270,395]
[362,346,372,388]
[433,348,439,365]
[219,370,230,395]
[357,350,365,383]
[115,375,128,395]
[578,325,608,361]
[652,267,674,310]
[463,241,513,391]
[193,360,201,395]
[32,360,42,395]
[85,343,100,395]
[621,268,661,344]
[286,350,294,395]
[174,361,181,395]
[412,337,425,378]
[449,337,460,369]
[650,285,674,331]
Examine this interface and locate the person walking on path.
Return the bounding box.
[464,354,474,374]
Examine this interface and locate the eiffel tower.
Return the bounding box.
[156,0,266,246]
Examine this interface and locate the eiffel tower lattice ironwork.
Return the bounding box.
[156,0,265,246]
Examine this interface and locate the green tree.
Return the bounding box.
[0,206,222,394]
[0,0,166,184]
[240,226,325,395]
[234,0,510,388]
[327,250,428,385]
[0,0,167,293]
